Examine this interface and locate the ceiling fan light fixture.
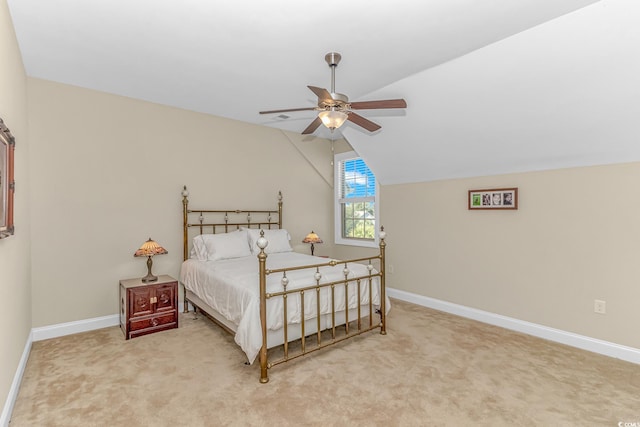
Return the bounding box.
[318,109,348,130]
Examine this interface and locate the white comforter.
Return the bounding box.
[180,252,387,364]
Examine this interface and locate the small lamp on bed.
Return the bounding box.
[302,231,323,256]
[134,238,168,282]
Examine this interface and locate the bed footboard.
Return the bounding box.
[256,228,387,384]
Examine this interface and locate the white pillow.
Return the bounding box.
[246,228,292,254]
[191,230,252,261]
[189,246,201,260]
[191,236,208,261]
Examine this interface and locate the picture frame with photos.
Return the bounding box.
[468,187,518,210]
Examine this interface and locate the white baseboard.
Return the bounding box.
[32,314,120,342]
[1,331,32,427]
[387,287,640,365]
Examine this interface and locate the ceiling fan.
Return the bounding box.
[259,52,407,135]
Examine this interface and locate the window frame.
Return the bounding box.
[334,151,379,248]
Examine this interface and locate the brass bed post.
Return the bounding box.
[182,186,190,313]
[277,191,283,228]
[379,226,387,335]
[256,231,269,383]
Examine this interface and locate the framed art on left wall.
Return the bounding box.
[0,117,15,239]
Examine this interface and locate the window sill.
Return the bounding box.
[335,237,378,249]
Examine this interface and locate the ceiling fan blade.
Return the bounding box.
[308,86,333,102]
[347,113,381,132]
[301,116,323,135]
[259,107,316,114]
[350,99,407,110]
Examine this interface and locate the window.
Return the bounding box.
[334,151,379,247]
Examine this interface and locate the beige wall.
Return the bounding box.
[381,162,640,349]
[0,0,31,416]
[27,78,336,327]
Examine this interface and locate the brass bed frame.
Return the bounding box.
[181,186,387,383]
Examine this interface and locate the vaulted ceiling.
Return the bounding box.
[8,0,640,185]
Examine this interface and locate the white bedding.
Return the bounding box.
[180,252,388,364]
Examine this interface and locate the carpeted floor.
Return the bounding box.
[10,299,640,426]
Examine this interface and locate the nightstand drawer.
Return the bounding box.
[129,312,177,332]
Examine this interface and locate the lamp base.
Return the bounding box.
[141,273,158,283]
[141,256,158,282]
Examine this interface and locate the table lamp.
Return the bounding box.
[134,238,168,282]
[302,231,323,256]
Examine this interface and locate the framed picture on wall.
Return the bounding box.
[0,117,15,239]
[468,187,518,210]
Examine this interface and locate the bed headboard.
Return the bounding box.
[181,186,283,261]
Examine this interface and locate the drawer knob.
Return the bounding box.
[151,318,159,327]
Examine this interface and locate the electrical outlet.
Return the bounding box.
[594,299,606,314]
[388,264,394,274]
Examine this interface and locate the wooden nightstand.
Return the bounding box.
[119,274,178,339]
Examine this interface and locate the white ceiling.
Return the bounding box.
[9,0,640,185]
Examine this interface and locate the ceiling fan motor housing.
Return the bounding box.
[319,92,350,112]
